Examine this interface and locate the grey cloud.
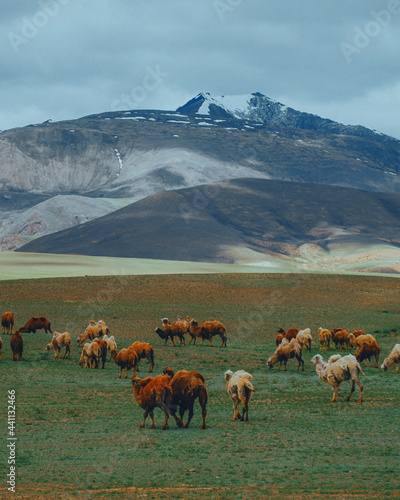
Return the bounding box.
[0,0,399,138]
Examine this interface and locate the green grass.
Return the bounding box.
[0,273,399,499]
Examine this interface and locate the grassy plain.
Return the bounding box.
[0,273,399,499]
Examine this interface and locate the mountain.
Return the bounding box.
[1,91,400,255]
[177,92,397,142]
[0,195,132,251]
[17,178,400,273]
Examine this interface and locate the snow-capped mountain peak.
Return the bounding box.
[177,91,398,142]
[177,91,286,123]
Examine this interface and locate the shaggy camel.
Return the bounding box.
[10,330,23,361]
[46,332,71,360]
[131,374,172,430]
[111,346,139,379]
[267,338,304,371]
[163,367,208,429]
[2,312,14,335]
[224,370,254,422]
[189,319,227,347]
[131,341,155,373]
[311,354,364,403]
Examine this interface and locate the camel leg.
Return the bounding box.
[232,399,239,420]
[354,379,363,403]
[184,404,194,429]
[346,380,355,402]
[330,387,337,403]
[124,368,128,379]
[200,406,207,430]
[139,411,148,429]
[174,406,185,428]
[149,411,157,429]
[173,414,184,428]
[241,401,249,422]
[161,410,169,430]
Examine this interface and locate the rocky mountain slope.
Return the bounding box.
[1,91,400,254]
[17,178,400,273]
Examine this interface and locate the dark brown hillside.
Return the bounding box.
[17,178,400,262]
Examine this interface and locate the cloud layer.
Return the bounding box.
[1,0,399,138]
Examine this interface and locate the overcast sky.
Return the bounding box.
[1,0,400,138]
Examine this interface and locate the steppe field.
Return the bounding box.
[0,265,399,499]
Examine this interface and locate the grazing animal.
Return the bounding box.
[2,312,15,335]
[46,331,71,360]
[356,340,380,368]
[188,319,227,347]
[17,316,52,334]
[93,338,109,369]
[348,333,377,354]
[381,343,400,373]
[10,330,23,361]
[102,334,117,356]
[162,316,190,331]
[311,353,364,403]
[224,370,254,422]
[351,329,366,338]
[278,327,300,341]
[318,328,331,352]
[155,318,186,346]
[0,336,2,362]
[77,320,110,345]
[78,341,101,369]
[131,341,155,373]
[131,373,172,430]
[267,338,304,371]
[275,333,285,346]
[163,367,208,429]
[330,328,350,351]
[172,316,200,344]
[296,328,313,352]
[111,346,139,379]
